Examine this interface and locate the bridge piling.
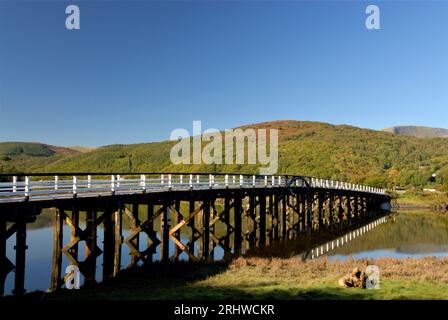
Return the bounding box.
[50,208,63,291]
[258,194,266,247]
[102,206,115,280]
[0,216,6,296]
[84,209,98,285]
[160,204,170,262]
[233,195,242,255]
[113,207,122,276]
[13,213,27,295]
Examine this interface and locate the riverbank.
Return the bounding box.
[394,191,448,212]
[44,256,448,300]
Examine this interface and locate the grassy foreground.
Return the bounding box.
[46,256,448,300]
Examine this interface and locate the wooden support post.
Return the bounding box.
[318,192,324,231]
[69,207,79,260]
[347,195,352,227]
[84,209,97,285]
[295,192,301,235]
[287,195,293,239]
[329,192,334,231]
[0,216,6,296]
[160,204,170,262]
[202,200,210,261]
[50,208,63,291]
[209,199,215,261]
[269,194,274,241]
[306,192,312,235]
[281,195,287,239]
[338,194,344,231]
[354,195,359,225]
[234,196,242,255]
[130,203,140,267]
[361,196,366,218]
[146,203,154,263]
[188,200,195,257]
[102,207,115,280]
[248,195,256,246]
[258,194,266,246]
[173,200,181,261]
[301,191,306,232]
[113,207,122,276]
[13,215,27,295]
[273,194,279,240]
[223,197,231,259]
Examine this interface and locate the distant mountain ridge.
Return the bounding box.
[383,126,448,138]
[0,142,81,173]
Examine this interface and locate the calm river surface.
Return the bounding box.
[3,210,448,295]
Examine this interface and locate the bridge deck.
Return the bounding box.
[0,173,386,204]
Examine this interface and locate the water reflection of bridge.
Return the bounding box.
[0,173,389,296]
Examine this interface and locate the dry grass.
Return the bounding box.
[46,256,448,300]
[226,256,448,284]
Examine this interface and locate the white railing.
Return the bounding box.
[0,173,387,203]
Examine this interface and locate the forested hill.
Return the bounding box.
[1,121,448,189]
[0,142,81,173]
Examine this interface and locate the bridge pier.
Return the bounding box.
[258,194,266,247]
[188,200,196,259]
[113,207,122,276]
[50,208,63,291]
[0,216,6,296]
[70,207,79,261]
[160,203,170,262]
[84,209,98,285]
[102,206,115,280]
[233,195,243,256]
[13,213,27,295]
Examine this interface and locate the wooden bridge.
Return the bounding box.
[0,173,390,296]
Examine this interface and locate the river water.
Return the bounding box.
[3,210,448,295]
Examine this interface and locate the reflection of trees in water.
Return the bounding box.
[332,211,448,255]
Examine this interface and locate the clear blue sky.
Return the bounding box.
[1,0,447,147]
